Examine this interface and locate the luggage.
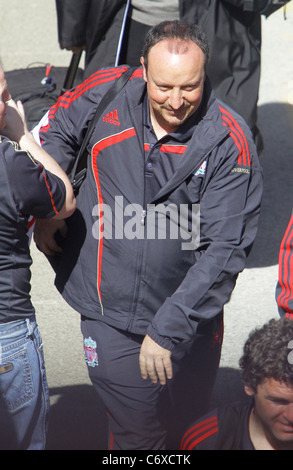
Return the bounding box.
[6,51,83,130]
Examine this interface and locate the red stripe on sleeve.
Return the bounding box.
[39,163,59,215]
[180,415,218,450]
[219,105,251,167]
[277,214,293,314]
[40,67,129,134]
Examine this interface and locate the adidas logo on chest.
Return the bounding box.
[102,109,120,126]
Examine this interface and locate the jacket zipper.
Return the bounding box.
[126,208,147,331]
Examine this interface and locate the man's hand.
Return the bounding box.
[34,218,67,256]
[139,334,173,385]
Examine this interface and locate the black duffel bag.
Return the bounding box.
[5,52,83,130]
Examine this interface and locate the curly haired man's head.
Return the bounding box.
[239,317,293,393]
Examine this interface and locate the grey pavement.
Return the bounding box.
[0,0,293,450]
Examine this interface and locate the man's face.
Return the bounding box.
[246,378,293,448]
[0,65,11,129]
[141,39,205,137]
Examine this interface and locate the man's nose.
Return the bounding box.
[285,404,293,424]
[169,90,184,110]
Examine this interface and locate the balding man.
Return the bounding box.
[33,20,263,449]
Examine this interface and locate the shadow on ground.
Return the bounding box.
[46,385,108,450]
[46,367,246,450]
[247,102,293,268]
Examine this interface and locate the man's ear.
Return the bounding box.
[244,385,255,397]
[140,57,147,83]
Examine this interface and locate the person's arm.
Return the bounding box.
[222,0,290,16]
[32,66,129,254]
[3,99,76,219]
[276,213,293,319]
[221,0,268,12]
[31,69,96,255]
[56,0,89,50]
[17,132,76,220]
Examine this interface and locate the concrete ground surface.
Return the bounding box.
[0,0,293,450]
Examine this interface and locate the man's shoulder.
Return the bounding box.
[180,400,252,450]
[216,99,252,136]
[180,408,219,450]
[210,97,259,168]
[86,66,144,93]
[204,79,253,141]
[199,81,256,153]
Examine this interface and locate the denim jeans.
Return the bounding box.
[0,316,50,450]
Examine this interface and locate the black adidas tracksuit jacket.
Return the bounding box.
[36,66,263,352]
